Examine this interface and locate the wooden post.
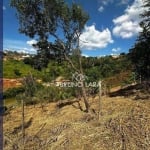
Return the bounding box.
[98,81,102,120]
[21,98,25,150]
[140,74,142,84]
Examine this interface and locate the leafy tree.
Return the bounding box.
[11,0,90,111]
[129,0,150,81]
[11,0,89,65]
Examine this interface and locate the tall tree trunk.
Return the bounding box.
[81,81,90,112]
[60,32,90,112]
[77,34,90,112]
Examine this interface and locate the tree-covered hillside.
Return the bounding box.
[4,51,132,87]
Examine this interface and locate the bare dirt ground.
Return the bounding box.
[3,84,150,150]
[3,79,22,91]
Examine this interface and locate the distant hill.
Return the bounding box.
[3,51,133,87]
[3,50,34,61]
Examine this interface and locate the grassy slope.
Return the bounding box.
[4,92,150,150]
[3,57,149,149]
[3,59,41,78]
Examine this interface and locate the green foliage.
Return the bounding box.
[14,74,76,105]
[22,74,38,97]
[3,87,25,99]
[4,51,132,89]
[83,55,131,81]
[40,54,132,86]
[3,53,133,104]
[129,42,150,80]
[129,0,150,80]
[16,74,43,105]
[85,66,101,83]
[40,60,71,82]
[34,86,75,103]
[11,0,89,70]
[35,86,58,102]
[23,57,35,66]
[10,0,90,110]
[3,59,41,78]
[13,69,22,76]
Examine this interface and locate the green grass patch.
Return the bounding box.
[3,59,41,78]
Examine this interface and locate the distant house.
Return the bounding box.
[3,50,32,61]
[22,55,30,58]
[111,54,119,59]
[17,55,30,60]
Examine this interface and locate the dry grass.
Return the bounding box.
[4,94,150,150]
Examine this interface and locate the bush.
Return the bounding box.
[34,86,76,103]
[35,86,61,102]
[13,69,22,76]
[3,87,25,99]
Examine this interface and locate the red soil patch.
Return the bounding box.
[3,78,22,91]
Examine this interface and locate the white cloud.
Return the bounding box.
[112,47,121,52]
[26,39,37,46]
[80,25,113,50]
[3,39,37,54]
[82,54,89,57]
[98,6,104,12]
[3,6,6,10]
[112,0,145,38]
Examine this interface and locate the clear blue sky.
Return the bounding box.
[3,0,145,57]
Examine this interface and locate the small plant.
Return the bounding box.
[3,87,25,99]
[14,69,22,76]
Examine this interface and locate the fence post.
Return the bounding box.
[98,81,102,120]
[21,98,25,150]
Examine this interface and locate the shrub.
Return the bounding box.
[13,69,22,76]
[34,86,76,104]
[3,87,25,99]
